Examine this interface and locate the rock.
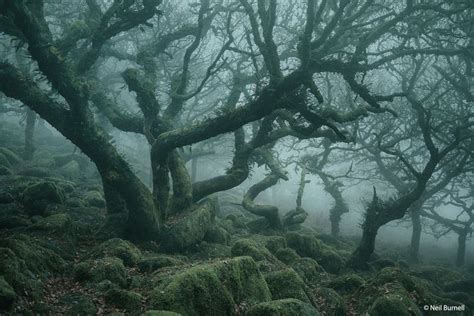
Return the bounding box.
[160,199,216,252]
[58,161,80,180]
[368,293,421,316]
[21,182,65,216]
[410,266,463,288]
[370,258,396,270]
[28,213,76,247]
[105,288,143,312]
[265,268,312,303]
[231,239,278,263]
[325,274,365,294]
[143,311,182,316]
[203,225,230,245]
[265,236,287,254]
[90,238,142,267]
[0,166,12,176]
[84,190,106,208]
[138,256,183,273]
[285,233,344,274]
[246,298,320,316]
[0,148,20,165]
[73,257,127,287]
[17,167,51,178]
[291,258,327,285]
[65,197,85,207]
[275,248,300,265]
[0,276,15,310]
[0,153,11,168]
[61,294,97,316]
[150,256,271,315]
[312,287,346,316]
[192,242,232,260]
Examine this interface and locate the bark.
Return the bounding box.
[23,108,36,161]
[409,208,422,263]
[243,174,282,230]
[456,231,467,267]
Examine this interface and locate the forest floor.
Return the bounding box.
[1,121,473,315]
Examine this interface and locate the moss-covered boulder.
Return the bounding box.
[150,256,271,315]
[285,233,344,274]
[231,239,278,263]
[73,257,127,287]
[58,161,80,180]
[312,287,346,316]
[368,293,421,316]
[105,288,143,312]
[0,166,12,176]
[61,294,97,316]
[265,268,312,303]
[17,167,51,178]
[138,255,183,273]
[21,182,65,215]
[265,236,287,254]
[410,266,463,288]
[0,152,11,168]
[203,225,230,245]
[0,148,20,166]
[65,197,85,207]
[90,238,142,267]
[28,213,76,247]
[246,298,320,316]
[291,258,327,285]
[160,199,216,252]
[275,248,300,265]
[0,276,16,310]
[84,190,106,208]
[143,311,182,316]
[325,273,365,295]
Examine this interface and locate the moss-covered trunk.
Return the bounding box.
[456,231,467,267]
[23,108,36,161]
[409,209,422,263]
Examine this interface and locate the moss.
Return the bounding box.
[65,197,85,207]
[2,234,65,275]
[0,166,12,175]
[21,182,65,215]
[368,293,422,316]
[17,167,51,178]
[231,239,277,263]
[58,161,80,180]
[191,242,231,260]
[160,200,216,252]
[275,248,300,265]
[325,274,365,294]
[444,279,474,295]
[291,257,328,285]
[0,148,20,165]
[105,288,143,312]
[0,276,16,310]
[138,255,183,273]
[28,213,76,247]
[265,236,287,254]
[61,294,97,316]
[0,152,11,168]
[285,233,344,274]
[143,311,182,316]
[246,298,320,316]
[265,268,311,303]
[150,256,271,315]
[84,190,106,208]
[73,257,127,287]
[203,225,230,245]
[312,287,346,316]
[410,266,463,288]
[370,258,396,270]
[90,238,142,267]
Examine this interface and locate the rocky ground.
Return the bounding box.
[1,121,473,315]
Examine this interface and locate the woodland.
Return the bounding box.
[0,0,473,315]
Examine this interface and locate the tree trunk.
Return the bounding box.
[23,108,36,161]
[349,225,378,269]
[409,209,422,263]
[456,231,467,267]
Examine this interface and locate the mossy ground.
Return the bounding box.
[0,127,472,315]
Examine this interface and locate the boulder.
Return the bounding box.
[73,257,127,287]
[89,238,142,267]
[265,268,312,303]
[21,182,65,216]
[0,276,15,310]
[246,298,320,316]
[150,256,271,315]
